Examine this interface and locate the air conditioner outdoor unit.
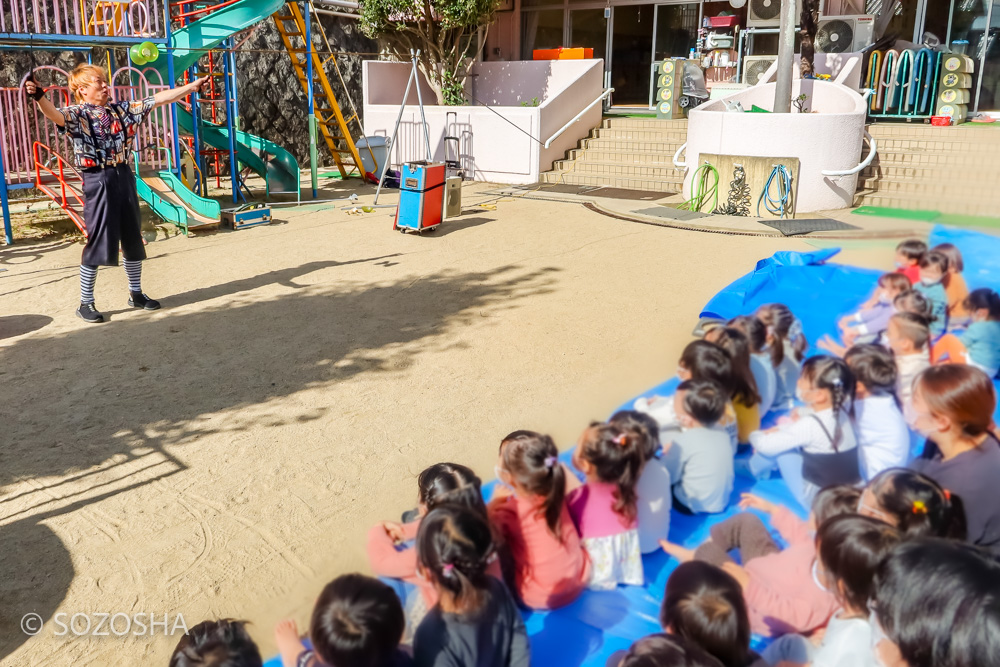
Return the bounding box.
[748,0,802,28]
[815,14,876,52]
[742,56,778,85]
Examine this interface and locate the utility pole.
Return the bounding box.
[773,0,796,113]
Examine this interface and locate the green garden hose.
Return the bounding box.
[679,163,720,213]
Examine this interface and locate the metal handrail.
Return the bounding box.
[170,0,243,20]
[822,131,877,177]
[673,142,688,170]
[543,88,614,149]
[32,141,87,235]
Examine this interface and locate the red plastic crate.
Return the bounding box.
[708,16,739,28]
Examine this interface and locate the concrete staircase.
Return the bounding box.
[541,117,1000,218]
[540,118,688,194]
[857,123,1000,217]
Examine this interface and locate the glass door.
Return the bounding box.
[609,4,656,105]
[649,2,702,107]
[949,0,1000,110]
[521,8,566,59]
[570,8,610,87]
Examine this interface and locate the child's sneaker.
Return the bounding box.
[128,291,161,310]
[76,302,104,323]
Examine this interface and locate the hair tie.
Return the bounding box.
[943,489,952,501]
[789,318,804,341]
[912,500,928,515]
[442,563,455,574]
[831,376,843,387]
[614,433,628,447]
[543,455,557,470]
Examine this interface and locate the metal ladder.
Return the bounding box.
[272,1,364,178]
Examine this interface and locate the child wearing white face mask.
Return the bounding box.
[820,273,912,356]
[746,356,861,510]
[913,251,949,339]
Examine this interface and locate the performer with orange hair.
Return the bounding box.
[25,64,206,323]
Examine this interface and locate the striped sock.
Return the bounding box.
[80,265,98,304]
[123,260,142,293]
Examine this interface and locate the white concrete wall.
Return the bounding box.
[362,59,604,184]
[685,79,868,212]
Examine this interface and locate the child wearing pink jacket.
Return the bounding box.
[488,430,590,609]
[661,486,859,637]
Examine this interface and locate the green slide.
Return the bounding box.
[136,165,222,234]
[150,0,300,197]
[175,108,300,196]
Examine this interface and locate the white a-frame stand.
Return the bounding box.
[373,50,434,205]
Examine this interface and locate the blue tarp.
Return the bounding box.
[265,228,1000,667]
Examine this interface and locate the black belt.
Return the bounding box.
[82,162,128,173]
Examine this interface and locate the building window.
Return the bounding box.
[521,9,566,58]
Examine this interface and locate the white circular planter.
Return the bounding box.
[683,80,868,212]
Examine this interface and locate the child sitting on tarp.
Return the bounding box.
[894,238,926,286]
[704,327,762,444]
[755,304,808,413]
[914,251,950,339]
[634,340,741,452]
[609,411,673,555]
[885,312,932,421]
[844,344,910,481]
[933,243,971,329]
[568,421,645,590]
[934,288,1000,378]
[819,273,911,356]
[840,273,911,345]
[274,575,412,667]
[660,380,733,514]
[659,485,859,638]
[746,357,861,509]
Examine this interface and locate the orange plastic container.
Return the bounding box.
[532,47,594,60]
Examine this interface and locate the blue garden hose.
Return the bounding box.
[757,164,792,219]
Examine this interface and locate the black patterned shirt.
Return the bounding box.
[57,96,155,169]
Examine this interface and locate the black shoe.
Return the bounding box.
[76,302,105,323]
[128,291,161,310]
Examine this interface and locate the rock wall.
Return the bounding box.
[234,15,377,166]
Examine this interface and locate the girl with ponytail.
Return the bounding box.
[414,505,530,667]
[488,430,590,609]
[568,422,645,590]
[748,356,861,509]
[859,468,967,540]
[756,303,808,410]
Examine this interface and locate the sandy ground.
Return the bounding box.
[0,180,903,665]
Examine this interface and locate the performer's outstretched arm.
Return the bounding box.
[153,77,209,108]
